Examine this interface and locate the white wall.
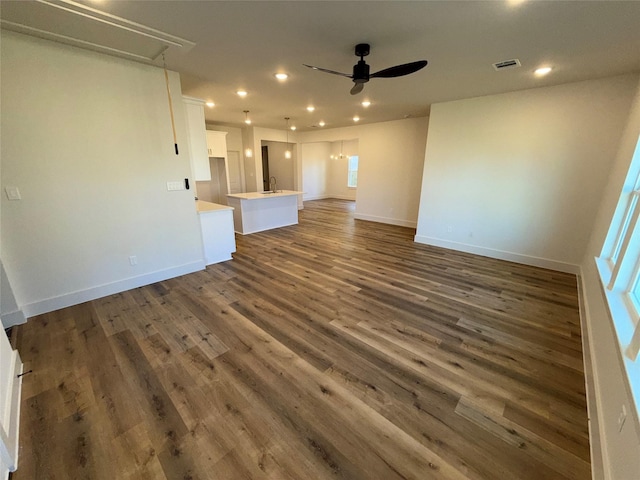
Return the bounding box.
[299,117,429,227]
[0,31,205,317]
[327,140,358,200]
[580,77,640,480]
[301,142,330,200]
[0,262,25,328]
[206,124,246,192]
[262,141,295,190]
[415,74,638,272]
[241,126,258,192]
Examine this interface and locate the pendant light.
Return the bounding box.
[244,110,251,124]
[285,117,292,159]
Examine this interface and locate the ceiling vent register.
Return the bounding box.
[492,59,522,71]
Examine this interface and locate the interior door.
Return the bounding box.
[261,145,270,191]
[227,151,242,194]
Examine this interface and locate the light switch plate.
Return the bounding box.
[166,181,184,191]
[5,186,21,200]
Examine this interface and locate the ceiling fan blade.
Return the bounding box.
[370,60,428,78]
[350,82,364,95]
[303,64,352,78]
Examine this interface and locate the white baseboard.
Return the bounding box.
[0,309,26,328]
[303,195,356,202]
[20,260,205,318]
[303,194,330,201]
[414,235,580,274]
[354,213,417,228]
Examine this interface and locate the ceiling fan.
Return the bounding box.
[304,43,428,95]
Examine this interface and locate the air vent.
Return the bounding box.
[492,59,521,71]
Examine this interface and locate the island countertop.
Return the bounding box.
[196,200,234,213]
[226,190,303,201]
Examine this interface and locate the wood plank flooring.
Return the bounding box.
[12,199,590,479]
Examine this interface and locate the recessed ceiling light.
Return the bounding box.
[318,121,325,127]
[307,106,315,112]
[534,66,552,76]
[290,126,297,131]
[353,116,360,122]
[275,73,288,81]
[236,90,248,97]
[361,100,371,107]
[206,101,215,108]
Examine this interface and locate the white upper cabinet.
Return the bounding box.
[206,130,228,158]
[183,96,211,181]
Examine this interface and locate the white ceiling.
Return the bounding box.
[2,0,640,131]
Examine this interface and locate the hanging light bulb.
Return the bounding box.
[244,110,251,124]
[285,117,292,159]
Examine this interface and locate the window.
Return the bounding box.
[348,155,359,188]
[597,135,640,413]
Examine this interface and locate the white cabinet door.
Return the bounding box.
[0,328,22,477]
[206,131,228,158]
[183,97,211,181]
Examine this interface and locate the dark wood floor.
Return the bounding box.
[12,199,590,479]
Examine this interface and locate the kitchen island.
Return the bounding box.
[226,190,303,235]
[196,200,236,264]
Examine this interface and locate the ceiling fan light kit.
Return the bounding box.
[304,43,428,95]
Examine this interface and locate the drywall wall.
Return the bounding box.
[241,127,258,192]
[327,140,358,201]
[415,74,638,272]
[262,141,295,191]
[0,31,205,317]
[580,77,640,479]
[301,142,330,200]
[0,262,25,328]
[298,117,428,227]
[206,124,246,193]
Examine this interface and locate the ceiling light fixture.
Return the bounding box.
[206,101,215,108]
[244,110,251,124]
[534,66,552,76]
[319,121,325,127]
[275,73,288,81]
[361,100,371,107]
[307,106,315,112]
[290,126,297,131]
[237,90,248,97]
[353,116,360,122]
[284,117,292,159]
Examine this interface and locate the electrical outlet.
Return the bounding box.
[618,404,627,432]
[129,255,138,266]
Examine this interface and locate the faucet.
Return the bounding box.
[269,176,277,193]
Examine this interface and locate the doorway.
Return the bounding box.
[261,146,270,191]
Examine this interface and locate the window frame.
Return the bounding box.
[596,135,640,416]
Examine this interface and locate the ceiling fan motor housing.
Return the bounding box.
[353,60,370,82]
